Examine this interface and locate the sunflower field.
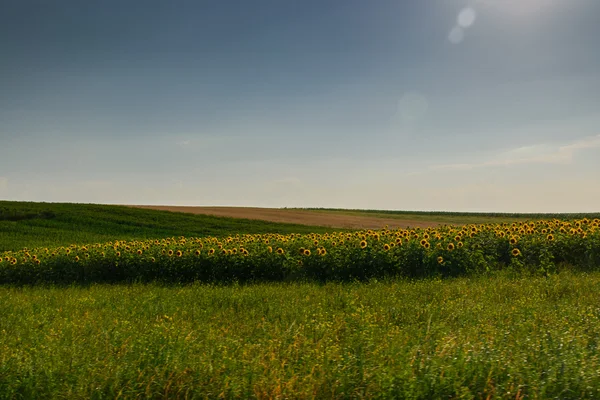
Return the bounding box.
[1,218,599,285]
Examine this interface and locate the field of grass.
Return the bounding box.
[2,271,600,399]
[0,201,336,252]
[2,201,600,398]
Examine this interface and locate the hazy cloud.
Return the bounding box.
[431,134,600,171]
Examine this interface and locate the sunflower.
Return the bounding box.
[437,256,444,264]
[509,237,518,245]
[457,241,464,248]
[546,234,554,241]
[304,249,311,256]
[447,243,455,251]
[383,244,390,251]
[267,246,273,253]
[137,249,143,255]
[511,248,521,257]
[168,249,174,256]
[276,248,285,255]
[320,248,327,256]
[360,240,367,249]
[195,249,201,256]
[299,247,306,255]
[423,242,431,249]
[395,238,403,245]
[208,249,215,255]
[420,239,428,246]
[75,256,80,262]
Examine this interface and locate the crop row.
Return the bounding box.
[1,219,599,285]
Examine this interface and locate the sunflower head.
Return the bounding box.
[512,248,521,257]
[304,249,311,256]
[447,243,455,251]
[360,240,368,249]
[437,256,444,264]
[546,234,554,241]
[276,248,284,255]
[509,237,518,245]
[383,244,390,251]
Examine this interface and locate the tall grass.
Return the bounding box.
[2,271,600,399]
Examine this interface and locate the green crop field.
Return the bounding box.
[2,201,600,399]
[0,201,336,252]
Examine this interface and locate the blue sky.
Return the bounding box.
[1,0,599,212]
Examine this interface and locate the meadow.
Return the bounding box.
[2,201,600,399]
[2,272,600,399]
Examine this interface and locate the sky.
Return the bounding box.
[1,0,599,213]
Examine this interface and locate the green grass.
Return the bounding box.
[2,271,600,399]
[299,207,600,225]
[0,201,337,252]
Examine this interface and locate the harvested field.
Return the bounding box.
[129,206,442,229]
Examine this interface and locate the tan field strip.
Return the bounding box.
[130,206,443,230]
